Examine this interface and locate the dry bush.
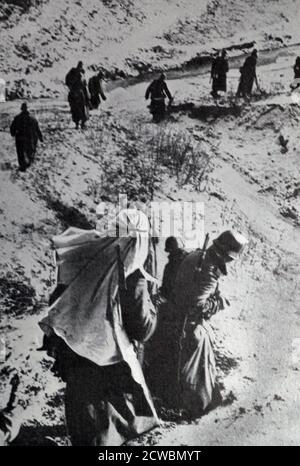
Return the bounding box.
[96,124,212,203]
[100,145,162,202]
[0,272,42,317]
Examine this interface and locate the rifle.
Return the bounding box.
[193,233,210,282]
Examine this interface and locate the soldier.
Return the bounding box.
[146,237,187,407]
[88,71,107,109]
[210,49,229,98]
[65,61,90,129]
[65,61,85,91]
[236,49,260,101]
[174,230,248,417]
[290,56,300,90]
[10,103,43,172]
[159,236,187,304]
[39,209,159,446]
[145,73,173,122]
[210,52,219,98]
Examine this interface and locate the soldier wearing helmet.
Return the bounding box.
[173,230,248,416]
[175,230,248,322]
[145,73,173,122]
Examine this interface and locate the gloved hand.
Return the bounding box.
[214,287,230,310]
[152,293,166,308]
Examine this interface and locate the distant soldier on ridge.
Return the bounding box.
[145,73,173,122]
[210,49,229,99]
[236,49,260,101]
[65,61,90,129]
[88,71,107,110]
[10,103,43,172]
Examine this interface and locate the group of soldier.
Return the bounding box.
[9,61,107,171]
[65,61,107,130]
[3,47,257,446]
[210,48,259,100]
[0,202,248,446]
[9,48,300,172]
[4,35,300,446]
[35,207,248,446]
[8,47,261,172]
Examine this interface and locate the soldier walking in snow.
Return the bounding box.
[88,71,107,109]
[146,237,188,407]
[210,50,229,98]
[39,209,159,446]
[290,56,300,90]
[10,103,43,172]
[65,61,90,129]
[236,49,260,101]
[174,230,248,417]
[145,73,173,122]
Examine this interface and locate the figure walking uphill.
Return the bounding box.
[173,230,248,418]
[10,103,43,172]
[65,61,90,129]
[145,73,173,122]
[88,71,107,110]
[39,209,159,446]
[236,49,260,102]
[210,49,229,99]
[146,237,188,407]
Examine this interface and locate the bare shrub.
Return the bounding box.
[148,128,211,191]
[100,145,162,202]
[0,272,42,317]
[83,117,212,205]
[96,123,212,203]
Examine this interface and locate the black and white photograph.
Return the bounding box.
[0,0,300,450]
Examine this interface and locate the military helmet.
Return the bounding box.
[213,230,248,259]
